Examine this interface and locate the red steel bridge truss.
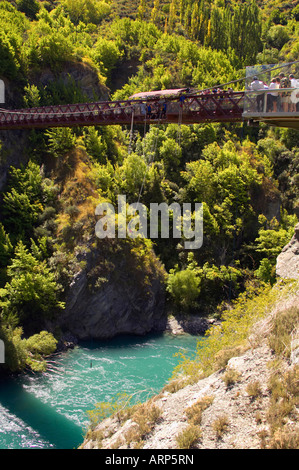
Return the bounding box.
[0,92,245,130]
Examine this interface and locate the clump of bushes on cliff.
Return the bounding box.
[169,279,293,384]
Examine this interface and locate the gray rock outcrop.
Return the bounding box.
[59,246,167,340]
[276,223,299,280]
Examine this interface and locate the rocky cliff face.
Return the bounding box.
[34,61,110,103]
[58,244,167,340]
[276,223,299,280]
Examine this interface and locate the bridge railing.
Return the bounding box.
[0,92,245,129]
[243,87,299,116]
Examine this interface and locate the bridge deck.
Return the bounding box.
[1,91,299,130]
[0,92,245,130]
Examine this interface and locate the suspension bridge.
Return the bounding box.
[1,61,299,131]
[0,89,298,131]
[0,89,244,129]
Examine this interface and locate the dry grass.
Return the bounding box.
[123,402,162,448]
[268,306,299,358]
[222,367,242,387]
[185,396,214,425]
[212,414,230,439]
[175,424,202,449]
[246,380,263,399]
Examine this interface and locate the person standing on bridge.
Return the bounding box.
[140,102,146,117]
[161,102,167,118]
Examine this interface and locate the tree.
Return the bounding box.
[62,0,111,25]
[266,25,290,50]
[167,266,201,311]
[23,83,40,108]
[84,127,107,161]
[159,138,182,180]
[120,153,147,200]
[0,241,64,329]
[2,161,45,239]
[0,224,13,268]
[255,258,276,285]
[227,2,262,64]
[0,325,57,372]
[137,0,146,20]
[151,0,160,25]
[0,31,20,79]
[16,0,39,19]
[92,38,121,78]
[45,127,76,157]
[168,0,178,33]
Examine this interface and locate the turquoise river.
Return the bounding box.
[0,332,202,449]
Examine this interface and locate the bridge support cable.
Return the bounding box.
[137,117,162,206]
[177,99,183,152]
[128,107,135,155]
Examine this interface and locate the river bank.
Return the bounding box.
[80,280,299,450]
[0,332,201,449]
[56,313,217,352]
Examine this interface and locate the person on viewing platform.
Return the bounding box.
[279,73,291,112]
[268,77,279,112]
[250,76,267,112]
[289,74,299,112]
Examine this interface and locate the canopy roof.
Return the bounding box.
[129,88,189,99]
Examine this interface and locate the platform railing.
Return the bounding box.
[243,87,299,115]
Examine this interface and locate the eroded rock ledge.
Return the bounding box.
[276,223,299,280]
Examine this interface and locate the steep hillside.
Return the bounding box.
[0,0,298,378]
[81,254,299,449]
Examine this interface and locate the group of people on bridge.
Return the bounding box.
[249,72,299,113]
[140,101,168,120]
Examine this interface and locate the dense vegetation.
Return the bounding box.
[0,0,298,373]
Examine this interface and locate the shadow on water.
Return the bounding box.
[79,332,166,351]
[0,376,84,449]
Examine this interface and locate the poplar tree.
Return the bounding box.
[151,0,160,25]
[137,0,146,20]
[168,0,177,32]
[228,2,262,64]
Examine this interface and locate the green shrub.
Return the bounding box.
[166,267,200,311]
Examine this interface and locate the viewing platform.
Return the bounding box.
[242,62,299,130]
